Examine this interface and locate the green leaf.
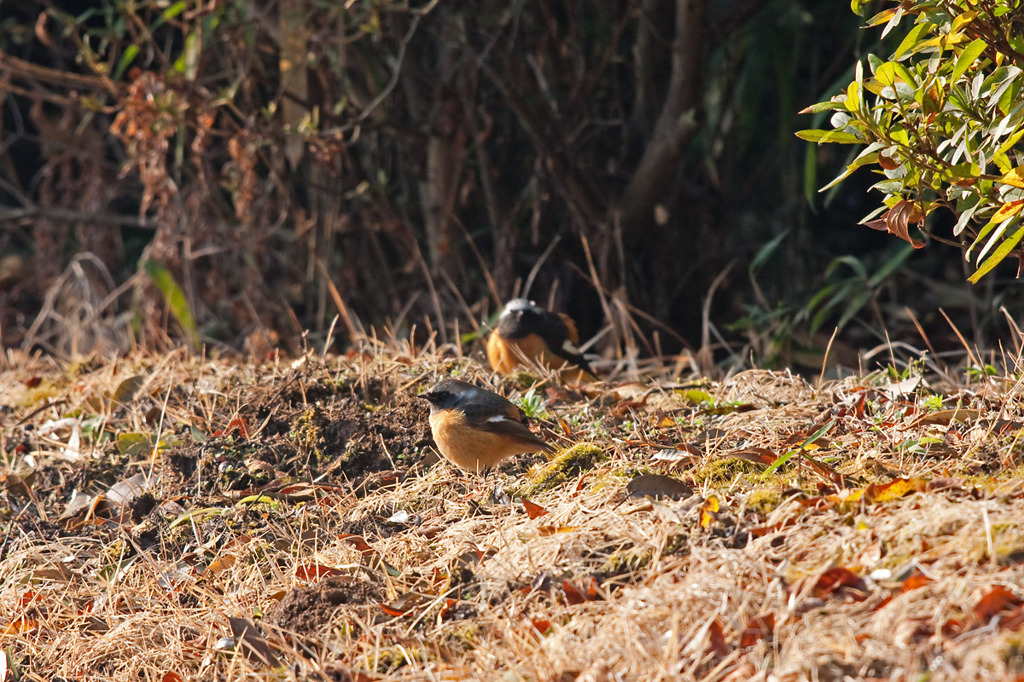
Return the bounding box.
[865,8,898,28]
[876,61,917,89]
[795,129,863,144]
[845,81,861,112]
[112,375,146,405]
[753,228,790,270]
[893,22,932,60]
[837,288,872,329]
[821,152,878,192]
[800,100,848,114]
[868,245,915,286]
[117,432,159,457]
[143,259,200,350]
[764,420,836,476]
[952,39,988,82]
[113,44,139,81]
[880,7,905,38]
[763,448,798,476]
[969,223,1024,282]
[750,230,790,273]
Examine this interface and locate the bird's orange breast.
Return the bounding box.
[486,331,593,382]
[429,408,546,473]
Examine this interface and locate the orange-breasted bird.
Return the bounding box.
[486,298,596,382]
[419,378,553,473]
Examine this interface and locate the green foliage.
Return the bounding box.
[806,245,914,333]
[517,388,547,420]
[798,0,1024,282]
[143,259,199,350]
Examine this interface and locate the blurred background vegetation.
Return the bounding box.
[0,0,1020,372]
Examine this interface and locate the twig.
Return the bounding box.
[0,205,156,229]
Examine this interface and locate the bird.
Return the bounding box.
[419,378,553,473]
[485,298,596,382]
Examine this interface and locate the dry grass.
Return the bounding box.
[3,344,1024,681]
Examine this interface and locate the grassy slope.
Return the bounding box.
[2,347,1024,681]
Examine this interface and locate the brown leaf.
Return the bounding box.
[878,150,900,170]
[379,592,424,617]
[738,611,775,647]
[1001,604,1024,632]
[3,473,33,500]
[626,474,693,500]
[724,447,777,465]
[521,497,550,519]
[111,375,146,405]
[707,618,729,658]
[227,617,280,668]
[862,200,926,248]
[338,534,376,556]
[2,618,39,635]
[911,408,981,426]
[813,567,867,600]
[530,618,552,634]
[972,586,1022,623]
[900,569,932,593]
[562,577,601,605]
[204,554,237,576]
[438,598,458,622]
[295,563,344,581]
[214,417,250,438]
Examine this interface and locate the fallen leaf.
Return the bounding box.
[972,586,1021,623]
[295,563,344,581]
[627,474,693,500]
[838,477,926,507]
[537,525,579,536]
[2,618,38,636]
[1001,603,1024,632]
[707,618,728,657]
[214,417,250,438]
[521,497,550,519]
[724,448,777,465]
[3,472,33,499]
[227,616,280,668]
[911,408,981,426]
[699,495,720,529]
[562,577,601,605]
[105,472,152,508]
[738,612,775,647]
[530,618,552,634]
[338,534,375,556]
[814,567,868,600]
[901,569,932,593]
[204,554,237,576]
[870,478,927,502]
[111,375,146,405]
[379,592,423,617]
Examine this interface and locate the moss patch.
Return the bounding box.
[519,442,606,496]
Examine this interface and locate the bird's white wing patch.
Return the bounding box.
[487,415,510,423]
